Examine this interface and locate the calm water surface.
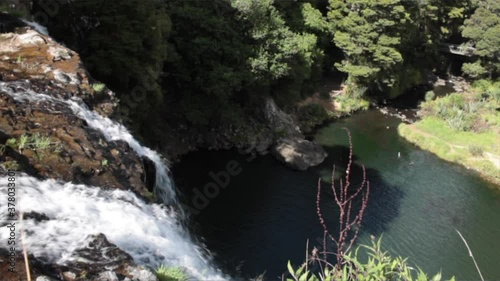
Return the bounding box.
[173,110,500,281]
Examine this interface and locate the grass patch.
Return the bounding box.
[1,160,20,171]
[92,83,106,93]
[413,117,498,153]
[399,121,499,185]
[1,133,61,160]
[155,265,188,281]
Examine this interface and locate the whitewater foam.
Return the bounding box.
[21,19,49,35]
[0,176,225,279]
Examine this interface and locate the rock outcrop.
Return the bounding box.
[0,233,159,281]
[0,17,161,280]
[0,85,153,195]
[271,137,327,170]
[264,98,327,170]
[0,14,116,116]
[0,15,154,196]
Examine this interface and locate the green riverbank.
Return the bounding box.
[398,80,500,186]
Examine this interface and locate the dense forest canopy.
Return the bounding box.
[28,0,498,141]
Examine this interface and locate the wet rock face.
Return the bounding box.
[0,234,159,281]
[0,21,117,116]
[0,15,160,281]
[0,21,148,197]
[0,87,150,196]
[64,234,134,274]
[263,97,302,138]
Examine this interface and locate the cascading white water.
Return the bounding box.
[0,82,177,207]
[0,82,227,279]
[21,19,49,35]
[0,176,225,280]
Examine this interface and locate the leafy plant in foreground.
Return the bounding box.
[286,237,455,281]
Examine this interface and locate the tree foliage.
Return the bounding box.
[25,0,500,140]
[461,0,500,78]
[32,0,171,126]
[328,0,408,89]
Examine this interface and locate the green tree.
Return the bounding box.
[232,0,320,82]
[461,0,500,78]
[327,0,409,90]
[164,0,253,125]
[32,0,171,127]
[79,0,170,107]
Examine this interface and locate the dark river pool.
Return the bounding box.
[173,109,500,281]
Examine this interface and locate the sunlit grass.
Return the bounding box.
[415,117,498,154]
[399,120,499,185]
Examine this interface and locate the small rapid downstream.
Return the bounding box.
[174,109,500,281]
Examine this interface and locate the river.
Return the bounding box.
[173,109,500,281]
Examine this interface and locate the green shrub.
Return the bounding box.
[336,92,370,114]
[345,84,368,99]
[485,83,500,103]
[155,265,188,281]
[468,144,484,157]
[445,108,467,131]
[472,79,493,92]
[425,91,435,101]
[92,83,106,93]
[465,101,481,114]
[482,113,499,127]
[473,79,500,102]
[298,104,330,132]
[285,238,455,281]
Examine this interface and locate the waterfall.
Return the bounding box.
[0,82,177,207]
[0,82,226,279]
[21,19,49,35]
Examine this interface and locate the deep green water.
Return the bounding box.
[173,110,500,281]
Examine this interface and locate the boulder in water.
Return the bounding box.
[272,138,327,170]
[263,98,327,170]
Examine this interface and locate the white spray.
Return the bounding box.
[0,176,225,279]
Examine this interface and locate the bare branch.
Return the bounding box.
[316,128,371,271]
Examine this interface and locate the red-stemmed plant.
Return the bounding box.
[316,128,370,270]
